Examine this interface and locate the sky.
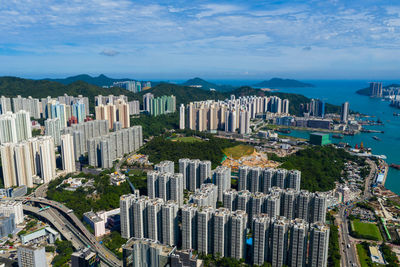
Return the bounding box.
[1,0,400,80]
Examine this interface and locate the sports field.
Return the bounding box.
[351,219,383,241]
[170,136,203,143]
[223,144,254,159]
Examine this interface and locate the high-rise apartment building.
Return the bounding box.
[61,134,76,173]
[179,104,185,129]
[154,160,174,174]
[161,200,179,246]
[179,158,211,191]
[213,166,231,201]
[143,93,154,113]
[288,219,308,267]
[310,192,327,223]
[271,216,289,267]
[252,213,271,266]
[122,238,174,267]
[230,210,248,260]
[149,95,176,116]
[147,171,183,206]
[181,203,198,250]
[308,222,330,267]
[369,82,383,97]
[0,96,11,115]
[213,208,231,257]
[197,206,214,254]
[17,245,47,267]
[45,118,61,146]
[0,111,32,144]
[0,200,24,224]
[340,101,349,123]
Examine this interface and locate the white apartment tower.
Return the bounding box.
[61,134,76,173]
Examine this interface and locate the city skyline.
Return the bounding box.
[2,0,400,79]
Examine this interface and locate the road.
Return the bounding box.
[21,197,121,267]
[337,206,358,266]
[336,158,377,267]
[22,205,85,249]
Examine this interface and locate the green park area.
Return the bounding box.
[351,219,383,241]
[222,144,254,159]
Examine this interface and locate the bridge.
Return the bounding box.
[20,197,122,267]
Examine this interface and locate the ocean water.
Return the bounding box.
[212,79,400,195]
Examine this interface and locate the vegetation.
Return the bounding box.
[181,77,235,92]
[278,145,360,192]
[46,172,133,219]
[130,113,179,138]
[326,213,341,267]
[253,78,314,88]
[103,231,127,260]
[170,136,203,143]
[0,77,137,113]
[381,243,399,267]
[350,219,383,241]
[223,144,254,159]
[139,132,240,169]
[199,253,248,266]
[52,240,73,267]
[0,77,342,117]
[356,242,374,267]
[46,74,135,87]
[32,129,41,137]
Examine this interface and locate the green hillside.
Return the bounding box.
[44,74,136,87]
[133,83,228,104]
[0,76,137,112]
[0,77,341,116]
[181,77,235,92]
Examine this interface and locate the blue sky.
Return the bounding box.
[1,0,400,80]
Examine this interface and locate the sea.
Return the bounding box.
[208,79,400,196]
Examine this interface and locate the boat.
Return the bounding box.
[377,118,383,124]
[332,134,344,139]
[277,128,291,134]
[389,164,400,170]
[372,136,381,141]
[394,112,400,117]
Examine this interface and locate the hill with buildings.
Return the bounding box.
[0,77,340,116]
[0,76,137,110]
[253,78,314,88]
[44,74,136,87]
[356,83,400,96]
[181,77,235,92]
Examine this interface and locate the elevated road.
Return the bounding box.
[22,205,84,249]
[21,197,121,267]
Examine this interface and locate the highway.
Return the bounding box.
[336,158,377,267]
[22,205,85,249]
[21,197,122,267]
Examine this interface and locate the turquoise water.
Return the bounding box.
[210,79,400,194]
[272,80,400,195]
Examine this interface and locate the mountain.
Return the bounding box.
[0,76,137,112]
[0,76,340,116]
[132,82,228,105]
[253,78,314,88]
[44,74,135,87]
[181,77,235,92]
[134,83,340,116]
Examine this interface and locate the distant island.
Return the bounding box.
[44,74,136,87]
[181,77,235,92]
[253,78,314,88]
